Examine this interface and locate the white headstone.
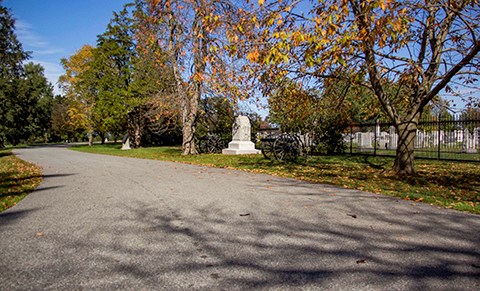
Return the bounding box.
[389,126,397,149]
[222,116,260,155]
[360,132,373,148]
[464,129,476,153]
[474,128,480,148]
[415,130,426,148]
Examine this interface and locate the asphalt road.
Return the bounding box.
[1,145,479,290]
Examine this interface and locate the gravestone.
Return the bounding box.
[464,130,476,153]
[389,126,397,149]
[359,132,373,148]
[415,130,426,148]
[222,116,260,155]
[474,128,480,148]
[380,132,388,149]
[121,134,131,150]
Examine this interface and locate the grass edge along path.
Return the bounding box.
[0,148,42,212]
[71,144,480,214]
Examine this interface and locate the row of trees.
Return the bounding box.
[55,4,180,147]
[55,1,258,150]
[2,0,479,178]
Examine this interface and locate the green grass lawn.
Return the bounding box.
[0,149,42,212]
[72,144,480,214]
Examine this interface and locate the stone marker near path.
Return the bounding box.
[121,134,131,150]
[222,115,260,155]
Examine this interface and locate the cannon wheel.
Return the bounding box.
[209,136,224,153]
[198,138,209,154]
[273,134,301,162]
[198,135,224,154]
[261,135,277,160]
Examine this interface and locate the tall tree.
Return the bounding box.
[0,1,30,147]
[129,1,180,147]
[235,0,480,177]
[92,6,137,142]
[3,63,53,145]
[143,0,248,155]
[59,45,96,145]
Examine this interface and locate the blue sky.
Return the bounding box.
[4,0,131,94]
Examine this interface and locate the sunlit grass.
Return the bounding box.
[0,149,42,212]
[71,144,480,214]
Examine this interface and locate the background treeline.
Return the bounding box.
[1,1,261,148]
[1,0,479,178]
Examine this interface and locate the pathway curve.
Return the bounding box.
[1,145,479,290]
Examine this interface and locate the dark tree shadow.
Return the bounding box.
[33,189,480,290]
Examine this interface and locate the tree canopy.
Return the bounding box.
[0,2,53,146]
[230,0,480,177]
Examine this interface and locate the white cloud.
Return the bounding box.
[15,19,49,48]
[15,19,64,56]
[35,48,66,55]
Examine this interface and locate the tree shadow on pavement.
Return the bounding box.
[45,190,480,290]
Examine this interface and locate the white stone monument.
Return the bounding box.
[222,116,260,155]
[121,134,131,150]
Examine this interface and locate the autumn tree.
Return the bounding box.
[129,1,180,147]
[59,45,96,145]
[268,80,319,134]
[196,96,235,143]
[143,0,248,155]
[50,95,74,141]
[235,0,480,177]
[268,79,360,154]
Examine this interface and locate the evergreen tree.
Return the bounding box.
[91,6,136,141]
[4,63,53,145]
[0,1,30,147]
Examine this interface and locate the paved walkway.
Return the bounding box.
[1,145,479,290]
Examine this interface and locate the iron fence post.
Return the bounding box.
[374,120,377,156]
[438,114,441,160]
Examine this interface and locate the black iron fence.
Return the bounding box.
[347,113,480,162]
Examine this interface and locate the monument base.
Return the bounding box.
[222,141,260,155]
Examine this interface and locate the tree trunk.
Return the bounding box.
[134,124,141,148]
[181,95,198,155]
[88,130,94,146]
[166,11,199,155]
[394,121,418,178]
[99,132,105,145]
[181,7,207,155]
